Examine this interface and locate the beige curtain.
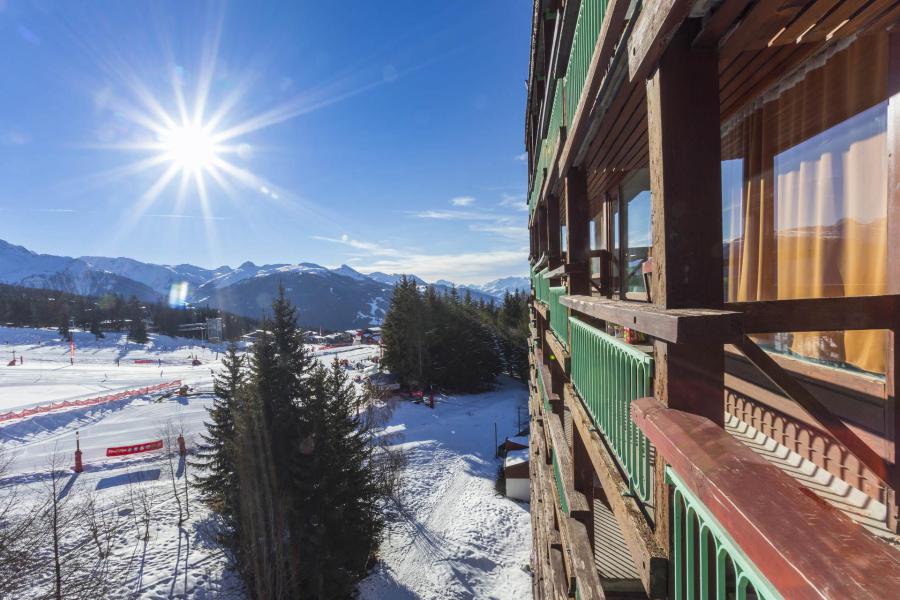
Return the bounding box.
[725,33,889,375]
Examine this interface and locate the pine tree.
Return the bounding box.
[295,360,385,598]
[89,317,104,339]
[191,343,244,519]
[128,318,148,343]
[57,315,70,341]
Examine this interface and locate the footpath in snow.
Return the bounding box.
[359,377,533,600]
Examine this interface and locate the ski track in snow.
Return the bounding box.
[359,381,533,600]
[0,326,532,599]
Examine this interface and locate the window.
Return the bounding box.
[621,169,651,297]
[721,33,889,375]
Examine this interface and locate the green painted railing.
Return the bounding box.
[535,268,551,305]
[564,0,607,131]
[669,468,781,600]
[538,365,550,413]
[528,1,609,217]
[569,317,654,504]
[549,286,568,347]
[552,450,569,514]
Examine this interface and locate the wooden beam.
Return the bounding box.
[647,18,723,311]
[565,384,667,598]
[627,0,694,83]
[547,192,562,271]
[727,295,900,333]
[564,168,591,295]
[546,262,587,279]
[544,327,571,374]
[560,295,741,344]
[632,397,900,600]
[888,28,900,532]
[646,17,726,564]
[734,334,893,486]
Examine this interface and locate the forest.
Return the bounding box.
[380,277,529,393]
[0,283,256,341]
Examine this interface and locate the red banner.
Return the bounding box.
[106,439,164,457]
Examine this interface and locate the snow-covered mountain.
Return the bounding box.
[0,240,160,301]
[367,272,427,286]
[0,238,523,328]
[472,276,530,297]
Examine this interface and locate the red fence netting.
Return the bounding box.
[0,380,182,423]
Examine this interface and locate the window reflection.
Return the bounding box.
[720,33,888,375]
[622,169,651,295]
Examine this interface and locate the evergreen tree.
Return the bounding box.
[294,360,385,597]
[89,317,104,339]
[128,318,148,344]
[57,315,70,341]
[381,277,427,386]
[192,343,244,520]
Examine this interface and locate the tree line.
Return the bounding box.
[191,287,399,598]
[380,277,529,393]
[0,282,256,342]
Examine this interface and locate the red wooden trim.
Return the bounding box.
[632,397,900,599]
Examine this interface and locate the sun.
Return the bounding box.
[159,123,221,173]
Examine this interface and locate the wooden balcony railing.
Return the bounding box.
[633,397,900,600]
[570,316,654,505]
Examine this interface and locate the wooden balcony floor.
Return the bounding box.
[725,414,900,545]
[593,497,645,594]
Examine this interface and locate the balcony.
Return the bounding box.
[528,0,611,217]
[548,285,568,348]
[570,316,654,506]
[633,397,900,599]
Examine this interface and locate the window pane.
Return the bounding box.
[721,33,889,375]
[622,169,651,294]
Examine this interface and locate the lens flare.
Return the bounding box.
[168,281,189,308]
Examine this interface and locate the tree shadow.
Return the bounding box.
[95,468,161,490]
[57,471,80,500]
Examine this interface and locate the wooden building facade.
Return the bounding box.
[524,0,900,597]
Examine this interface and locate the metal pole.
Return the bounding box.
[494,422,498,458]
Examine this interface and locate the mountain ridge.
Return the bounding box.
[0,238,527,328]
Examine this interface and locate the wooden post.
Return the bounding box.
[645,18,724,564]
[564,168,591,295]
[547,193,562,270]
[886,29,900,531]
[539,202,549,260]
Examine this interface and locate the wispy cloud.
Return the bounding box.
[469,223,527,241]
[145,213,232,221]
[355,249,527,285]
[312,234,403,257]
[450,196,475,207]
[2,130,31,146]
[499,192,527,211]
[406,209,496,221]
[514,152,527,162]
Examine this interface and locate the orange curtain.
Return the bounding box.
[724,33,889,375]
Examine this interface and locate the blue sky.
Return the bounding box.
[0,1,530,285]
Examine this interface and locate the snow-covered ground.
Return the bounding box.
[359,379,532,600]
[0,326,532,599]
